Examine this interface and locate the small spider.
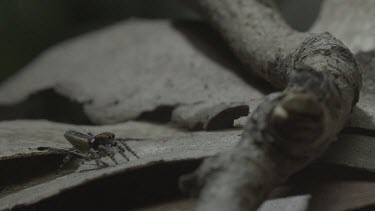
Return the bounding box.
[39,130,139,168]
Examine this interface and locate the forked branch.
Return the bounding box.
[180,0,362,210]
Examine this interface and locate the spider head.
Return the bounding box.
[91,132,116,149]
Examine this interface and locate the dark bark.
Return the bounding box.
[180,0,362,210]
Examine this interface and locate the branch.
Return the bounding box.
[180,0,362,210]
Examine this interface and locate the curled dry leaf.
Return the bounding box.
[0,20,264,130]
[1,18,374,132]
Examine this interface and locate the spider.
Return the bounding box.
[38,130,140,168]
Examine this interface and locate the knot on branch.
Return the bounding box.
[269,92,327,159]
[286,32,362,108]
[180,2,363,210]
[245,89,329,159]
[288,64,341,117]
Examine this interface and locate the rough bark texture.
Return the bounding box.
[181,0,362,210]
[311,0,375,131]
[351,51,375,130]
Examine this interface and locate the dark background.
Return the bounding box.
[0,0,322,82]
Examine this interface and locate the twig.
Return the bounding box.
[180,0,362,210]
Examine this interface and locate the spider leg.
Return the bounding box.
[84,129,94,138]
[37,146,92,170]
[89,148,109,167]
[85,131,95,144]
[37,146,89,159]
[59,153,74,169]
[113,141,130,161]
[115,138,140,159]
[98,145,118,164]
[37,146,70,154]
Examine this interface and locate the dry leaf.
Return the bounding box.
[0,20,263,130]
[0,120,240,210]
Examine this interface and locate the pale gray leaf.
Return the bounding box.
[0,20,263,130]
[0,120,240,209]
[311,0,375,53]
[1,120,375,210]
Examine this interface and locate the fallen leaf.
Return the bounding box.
[0,20,264,130]
[320,134,375,172]
[0,120,240,210]
[306,181,375,211]
[1,120,374,210]
[132,195,311,211]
